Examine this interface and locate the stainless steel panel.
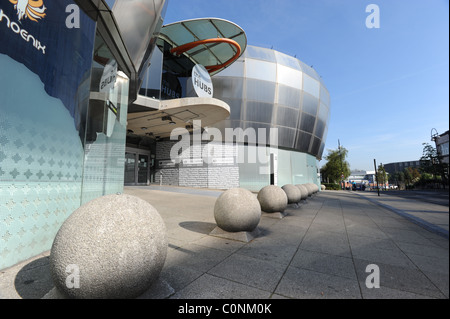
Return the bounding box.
[113,0,168,75]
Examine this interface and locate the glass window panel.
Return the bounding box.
[276,106,299,129]
[299,60,320,80]
[311,137,321,156]
[243,122,272,146]
[239,148,271,192]
[277,149,293,186]
[220,98,242,120]
[162,25,195,47]
[124,153,136,184]
[290,151,308,184]
[138,154,149,184]
[318,102,329,123]
[212,77,244,99]
[296,132,312,153]
[318,142,326,160]
[140,47,163,99]
[277,64,302,88]
[303,74,320,98]
[245,101,274,123]
[82,32,130,204]
[278,85,301,108]
[215,58,245,77]
[276,126,296,149]
[302,93,319,116]
[245,79,276,102]
[246,45,276,62]
[314,120,325,139]
[300,113,316,133]
[322,125,329,144]
[275,51,301,70]
[214,119,244,139]
[190,42,234,68]
[320,85,330,106]
[245,59,277,81]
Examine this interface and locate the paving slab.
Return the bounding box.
[0,187,448,300]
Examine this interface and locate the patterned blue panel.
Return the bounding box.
[0,54,84,270]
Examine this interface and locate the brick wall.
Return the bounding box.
[155,140,240,189]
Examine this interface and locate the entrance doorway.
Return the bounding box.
[124,147,151,185]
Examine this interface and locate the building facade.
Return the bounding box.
[384,161,422,175]
[1,0,330,270]
[132,44,330,191]
[433,130,449,165]
[0,0,166,270]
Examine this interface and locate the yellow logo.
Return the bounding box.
[9,0,46,22]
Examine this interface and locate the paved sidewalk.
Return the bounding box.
[0,188,448,299]
[354,191,449,239]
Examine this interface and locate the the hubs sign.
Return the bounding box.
[192,64,213,98]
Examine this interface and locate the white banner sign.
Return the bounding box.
[192,64,213,98]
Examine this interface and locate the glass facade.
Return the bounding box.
[142,45,329,192]
[0,0,137,270]
[0,0,96,269]
[211,45,330,159]
[80,31,131,204]
[210,46,329,190]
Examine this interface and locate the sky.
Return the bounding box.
[107,0,449,171]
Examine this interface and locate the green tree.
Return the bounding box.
[389,171,404,187]
[420,142,448,188]
[410,167,421,183]
[320,147,351,184]
[403,167,413,188]
[376,164,388,189]
[420,143,440,179]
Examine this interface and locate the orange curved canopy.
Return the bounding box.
[170,38,241,74]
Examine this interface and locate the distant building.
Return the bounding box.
[432,130,449,184]
[384,161,421,175]
[347,170,375,184]
[433,130,449,165]
[346,170,380,189]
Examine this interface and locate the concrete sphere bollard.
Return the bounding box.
[281,184,302,204]
[296,184,309,200]
[295,184,305,200]
[310,183,319,194]
[257,185,288,214]
[303,183,314,197]
[321,184,326,191]
[214,188,261,232]
[308,183,317,194]
[313,183,320,193]
[49,194,167,299]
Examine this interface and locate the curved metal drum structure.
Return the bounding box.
[212,45,330,160]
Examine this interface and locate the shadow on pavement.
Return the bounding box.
[14,256,53,299]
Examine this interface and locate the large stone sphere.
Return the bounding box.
[49,194,167,299]
[303,183,313,197]
[214,188,261,232]
[309,183,319,194]
[295,184,309,200]
[257,185,288,213]
[281,184,302,204]
[314,184,320,193]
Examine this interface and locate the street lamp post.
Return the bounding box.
[338,139,344,190]
[374,159,380,197]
